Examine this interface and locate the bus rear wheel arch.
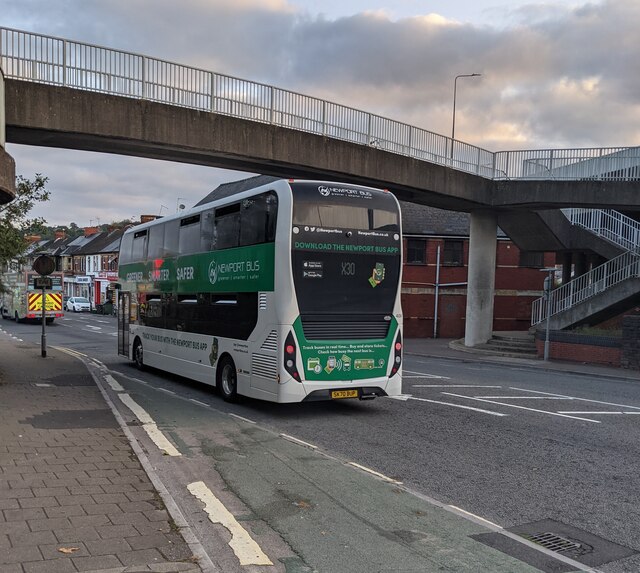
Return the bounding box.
[133,337,145,370]
[216,355,238,402]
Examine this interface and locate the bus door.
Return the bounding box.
[117,291,131,357]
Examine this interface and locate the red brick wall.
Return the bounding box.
[402,238,552,338]
[535,339,621,367]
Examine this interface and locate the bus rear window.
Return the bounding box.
[292,182,399,232]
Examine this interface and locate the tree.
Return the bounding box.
[0,174,50,292]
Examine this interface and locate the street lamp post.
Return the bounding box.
[451,73,481,158]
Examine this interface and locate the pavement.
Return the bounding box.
[1,330,638,573]
[404,335,640,382]
[0,334,202,573]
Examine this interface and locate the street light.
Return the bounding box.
[451,73,481,158]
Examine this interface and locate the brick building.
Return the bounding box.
[400,202,555,338]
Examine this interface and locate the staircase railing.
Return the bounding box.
[531,250,640,325]
[563,208,640,252]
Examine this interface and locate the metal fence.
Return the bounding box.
[531,250,640,325]
[2,26,640,182]
[563,208,640,253]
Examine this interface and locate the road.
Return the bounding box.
[2,312,640,572]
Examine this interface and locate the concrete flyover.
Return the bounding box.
[5,79,640,213]
[0,67,16,204]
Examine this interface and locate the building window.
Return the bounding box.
[519,251,545,268]
[406,239,426,264]
[443,240,464,266]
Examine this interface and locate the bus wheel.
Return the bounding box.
[133,339,145,370]
[217,357,238,402]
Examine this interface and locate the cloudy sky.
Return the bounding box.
[2,0,638,226]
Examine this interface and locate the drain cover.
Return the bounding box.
[524,532,585,555]
[509,519,637,568]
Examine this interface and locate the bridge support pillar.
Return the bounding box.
[561,252,572,285]
[464,210,497,347]
[0,65,16,205]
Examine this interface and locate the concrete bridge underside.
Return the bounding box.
[4,79,640,347]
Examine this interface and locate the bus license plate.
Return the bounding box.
[331,389,358,399]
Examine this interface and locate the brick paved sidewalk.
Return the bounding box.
[0,335,201,573]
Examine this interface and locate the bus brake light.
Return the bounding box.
[389,331,402,377]
[284,332,301,382]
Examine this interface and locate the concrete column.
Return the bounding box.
[464,210,498,347]
[574,252,588,278]
[561,252,572,285]
[0,65,17,204]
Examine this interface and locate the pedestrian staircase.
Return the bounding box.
[531,209,640,330]
[451,332,537,359]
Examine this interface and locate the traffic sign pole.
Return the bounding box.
[41,286,47,358]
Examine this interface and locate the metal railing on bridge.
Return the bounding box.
[563,208,640,253]
[2,27,640,182]
[531,250,640,326]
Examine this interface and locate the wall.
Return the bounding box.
[402,238,552,338]
[621,315,640,370]
[534,331,622,367]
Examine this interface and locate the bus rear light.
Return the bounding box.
[284,332,301,382]
[389,331,402,377]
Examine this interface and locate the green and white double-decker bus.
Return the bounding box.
[117,179,403,403]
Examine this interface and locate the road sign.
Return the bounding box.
[33,255,56,276]
[34,277,53,289]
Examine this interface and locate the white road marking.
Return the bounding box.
[281,434,318,450]
[189,398,209,407]
[447,505,502,529]
[413,385,502,389]
[510,387,640,411]
[442,392,601,423]
[84,325,102,331]
[157,387,176,395]
[35,383,53,388]
[348,462,403,484]
[475,396,569,400]
[388,394,412,401]
[105,374,125,392]
[117,393,182,456]
[229,413,256,424]
[408,396,507,417]
[557,411,640,415]
[187,481,272,566]
[403,369,451,379]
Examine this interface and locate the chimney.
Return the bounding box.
[24,235,41,243]
[140,215,159,224]
[55,230,66,240]
[84,226,99,236]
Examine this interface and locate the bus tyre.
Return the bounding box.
[217,357,238,402]
[133,339,145,371]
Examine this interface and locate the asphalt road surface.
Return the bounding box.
[3,312,640,572]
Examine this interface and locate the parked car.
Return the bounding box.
[66,297,91,312]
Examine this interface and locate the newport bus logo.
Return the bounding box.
[318,185,331,197]
[208,260,218,285]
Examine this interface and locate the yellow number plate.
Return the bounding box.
[331,389,358,399]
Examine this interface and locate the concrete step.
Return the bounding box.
[450,338,539,360]
[486,338,537,351]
